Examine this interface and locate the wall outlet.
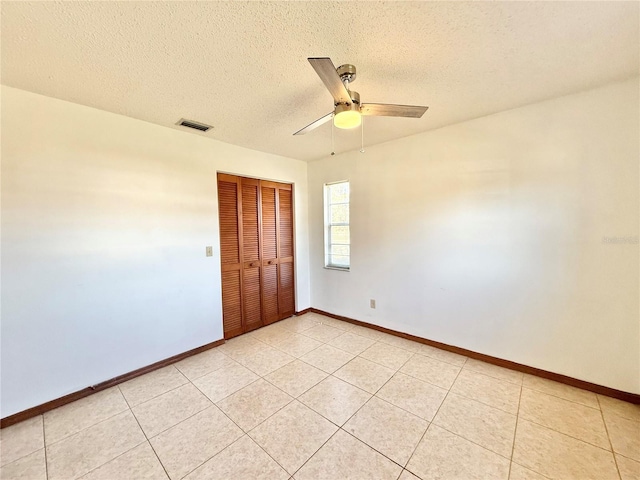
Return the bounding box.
[370,299,376,309]
[206,246,213,257]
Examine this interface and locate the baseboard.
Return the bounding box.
[0,338,226,429]
[308,308,640,405]
[295,308,312,316]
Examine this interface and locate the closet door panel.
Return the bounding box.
[241,178,263,331]
[243,266,263,331]
[261,185,277,260]
[217,174,244,338]
[221,270,243,337]
[277,184,295,319]
[278,187,294,259]
[262,264,279,324]
[261,183,280,324]
[241,180,260,262]
[279,260,295,317]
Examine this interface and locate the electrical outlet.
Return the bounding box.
[370,299,376,309]
[206,246,213,257]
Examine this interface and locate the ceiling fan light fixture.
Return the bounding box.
[333,103,361,129]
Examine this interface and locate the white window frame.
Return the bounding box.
[324,180,350,271]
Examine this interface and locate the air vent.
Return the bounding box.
[176,118,213,132]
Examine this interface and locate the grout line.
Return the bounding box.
[520,384,601,410]
[507,382,524,478]
[41,415,49,480]
[597,395,623,480]
[403,360,464,474]
[186,373,293,478]
[519,416,618,453]
[290,427,342,477]
[117,385,172,480]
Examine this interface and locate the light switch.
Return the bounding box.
[206,246,213,257]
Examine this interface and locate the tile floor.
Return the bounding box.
[1,312,639,480]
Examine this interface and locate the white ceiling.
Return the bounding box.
[2,2,638,162]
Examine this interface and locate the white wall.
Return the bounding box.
[0,86,310,417]
[308,78,640,394]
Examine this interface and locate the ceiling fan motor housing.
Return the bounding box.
[337,64,357,83]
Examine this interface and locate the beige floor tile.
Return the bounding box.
[46,410,145,480]
[278,315,320,333]
[0,449,46,480]
[334,357,395,394]
[250,324,296,346]
[376,372,447,421]
[522,374,598,408]
[119,366,188,407]
[272,333,322,358]
[416,344,467,366]
[264,360,328,397]
[44,387,129,445]
[174,348,235,381]
[132,383,212,438]
[295,429,401,480]
[314,316,357,331]
[617,454,640,480]
[184,435,289,480]
[192,361,259,402]
[150,406,243,480]
[519,388,609,449]
[463,358,524,385]
[433,392,516,457]
[0,416,44,467]
[344,396,429,466]
[349,325,388,341]
[80,442,168,480]
[328,332,376,356]
[359,342,413,370]
[512,419,618,480]
[603,411,640,461]
[303,324,344,343]
[299,344,355,373]
[239,346,295,377]
[599,395,640,423]
[379,334,423,353]
[508,462,548,480]
[400,354,461,389]
[398,470,421,480]
[298,376,371,426]
[249,401,337,474]
[406,424,510,480]
[217,335,268,362]
[216,379,292,432]
[451,369,521,414]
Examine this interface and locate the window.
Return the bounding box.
[324,180,350,270]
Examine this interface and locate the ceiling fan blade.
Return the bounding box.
[293,112,333,135]
[360,103,429,118]
[308,57,351,105]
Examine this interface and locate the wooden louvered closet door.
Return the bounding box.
[241,178,263,332]
[217,173,295,339]
[217,174,244,339]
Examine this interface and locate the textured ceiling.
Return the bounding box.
[2,1,638,161]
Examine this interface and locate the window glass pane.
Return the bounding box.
[330,244,350,256]
[329,183,349,204]
[330,204,349,224]
[330,226,350,245]
[329,255,350,267]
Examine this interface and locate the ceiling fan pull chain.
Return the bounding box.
[331,115,335,156]
[360,115,365,153]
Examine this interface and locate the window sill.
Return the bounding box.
[324,266,350,272]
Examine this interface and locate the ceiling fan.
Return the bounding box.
[293,57,428,135]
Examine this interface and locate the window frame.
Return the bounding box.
[324,180,350,271]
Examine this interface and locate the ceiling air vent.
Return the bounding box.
[176,118,213,132]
